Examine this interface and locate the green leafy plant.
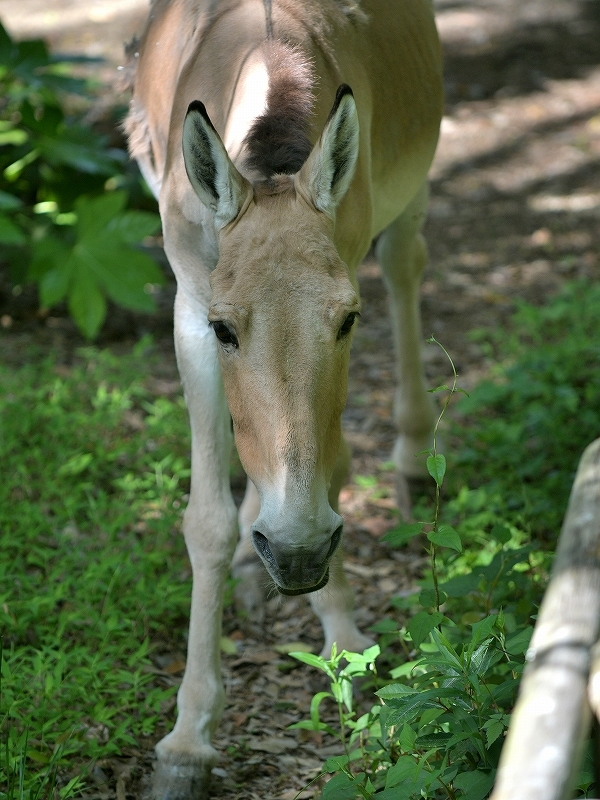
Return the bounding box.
[291,282,600,799]
[29,190,163,338]
[288,644,381,800]
[0,20,164,338]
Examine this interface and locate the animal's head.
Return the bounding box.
[182,86,360,595]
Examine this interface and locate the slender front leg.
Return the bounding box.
[375,183,437,481]
[153,290,238,800]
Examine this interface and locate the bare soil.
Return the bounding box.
[1,1,600,798]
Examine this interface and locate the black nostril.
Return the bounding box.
[327,525,343,559]
[251,530,277,570]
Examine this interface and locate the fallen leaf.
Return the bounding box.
[231,650,280,667]
[361,516,394,537]
[220,636,238,655]
[162,659,186,674]
[247,736,298,754]
[274,642,314,655]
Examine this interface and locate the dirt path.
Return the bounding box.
[1,1,600,798]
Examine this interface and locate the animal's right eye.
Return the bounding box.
[210,321,239,348]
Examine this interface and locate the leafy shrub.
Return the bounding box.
[292,282,600,799]
[0,20,164,338]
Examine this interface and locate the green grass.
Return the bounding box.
[449,278,600,539]
[2,280,599,799]
[1,339,194,798]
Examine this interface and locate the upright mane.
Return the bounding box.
[243,41,314,178]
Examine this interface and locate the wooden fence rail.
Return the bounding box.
[490,436,600,800]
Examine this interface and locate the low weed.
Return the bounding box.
[291,280,600,799]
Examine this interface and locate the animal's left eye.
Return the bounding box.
[338,312,357,339]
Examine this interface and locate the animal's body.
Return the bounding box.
[126,0,443,796]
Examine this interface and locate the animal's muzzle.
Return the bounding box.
[251,525,342,595]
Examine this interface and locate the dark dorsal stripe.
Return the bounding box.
[244,43,314,178]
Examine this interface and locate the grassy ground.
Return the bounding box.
[1,341,197,798]
[1,280,600,799]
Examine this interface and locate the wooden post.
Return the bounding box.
[490,437,600,800]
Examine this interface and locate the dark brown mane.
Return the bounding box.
[244,42,314,178]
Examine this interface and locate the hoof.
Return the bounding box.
[152,760,212,800]
[397,468,439,522]
[396,473,413,522]
[406,474,436,501]
[321,629,375,658]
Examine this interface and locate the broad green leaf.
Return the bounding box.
[39,257,74,307]
[381,688,460,728]
[82,246,164,312]
[0,21,14,65]
[382,522,423,547]
[419,588,437,608]
[0,214,25,244]
[324,755,349,773]
[321,771,360,800]
[414,731,451,750]
[385,756,417,789]
[289,651,334,678]
[309,690,332,729]
[426,453,446,486]
[106,210,161,244]
[407,611,444,649]
[30,234,71,281]
[430,629,463,671]
[490,523,511,544]
[468,639,496,676]
[67,265,106,339]
[377,684,417,701]
[398,723,416,752]
[389,658,423,679]
[440,571,482,598]
[0,190,22,211]
[0,128,28,146]
[427,524,462,552]
[484,718,506,748]
[505,626,533,655]
[39,132,121,175]
[452,770,495,800]
[75,191,128,241]
[467,615,499,654]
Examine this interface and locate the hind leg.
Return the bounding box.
[232,479,267,620]
[375,183,437,490]
[310,435,373,656]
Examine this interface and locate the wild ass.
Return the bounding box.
[125,0,443,795]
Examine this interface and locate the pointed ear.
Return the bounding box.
[182,101,251,229]
[296,85,359,216]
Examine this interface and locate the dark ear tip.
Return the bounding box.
[187,100,207,117]
[327,84,355,123]
[186,100,209,120]
[185,100,218,133]
[336,84,354,101]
